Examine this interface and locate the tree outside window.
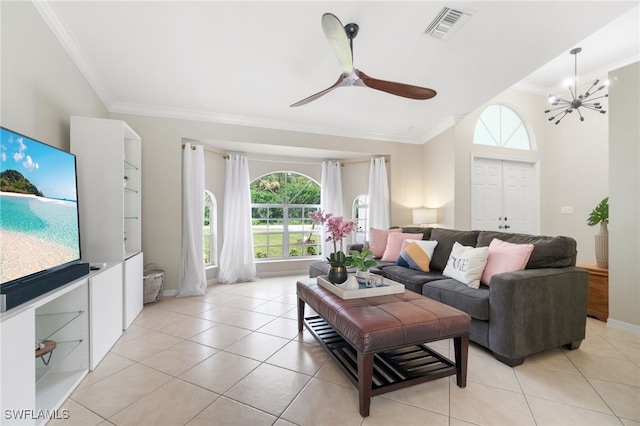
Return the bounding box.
[250,172,321,259]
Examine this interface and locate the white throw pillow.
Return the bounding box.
[443,242,489,289]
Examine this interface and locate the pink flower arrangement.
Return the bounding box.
[309,209,355,267]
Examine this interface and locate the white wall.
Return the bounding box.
[1,2,107,147]
[608,62,640,329]
[109,113,423,291]
[422,86,611,264]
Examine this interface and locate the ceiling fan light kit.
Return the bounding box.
[290,13,437,107]
[544,47,608,125]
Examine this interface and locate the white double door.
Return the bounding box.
[471,157,538,234]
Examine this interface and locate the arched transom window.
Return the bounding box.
[473,105,531,150]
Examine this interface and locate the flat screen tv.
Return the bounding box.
[1,127,89,312]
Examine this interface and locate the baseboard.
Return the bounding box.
[606,318,640,335]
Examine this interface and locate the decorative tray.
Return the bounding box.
[317,275,405,300]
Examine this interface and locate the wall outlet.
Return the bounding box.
[560,206,573,214]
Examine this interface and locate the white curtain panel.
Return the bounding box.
[368,157,390,230]
[321,160,344,254]
[218,154,258,284]
[177,143,207,297]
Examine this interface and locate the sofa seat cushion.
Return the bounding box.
[381,265,447,294]
[477,231,577,268]
[421,278,490,321]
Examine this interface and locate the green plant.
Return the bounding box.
[349,249,377,271]
[587,197,609,226]
[327,251,352,267]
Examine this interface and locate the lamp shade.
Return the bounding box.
[412,208,437,225]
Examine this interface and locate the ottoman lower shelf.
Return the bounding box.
[305,315,457,392]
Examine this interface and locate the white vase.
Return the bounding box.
[336,275,360,290]
[355,270,370,284]
[595,222,608,269]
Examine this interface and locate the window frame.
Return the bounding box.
[473,104,531,150]
[250,172,321,261]
[204,190,218,266]
[352,194,370,244]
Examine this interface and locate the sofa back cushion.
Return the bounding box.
[429,229,480,272]
[476,231,577,268]
[369,228,402,258]
[399,226,433,240]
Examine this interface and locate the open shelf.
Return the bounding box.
[35,311,84,341]
[35,339,83,384]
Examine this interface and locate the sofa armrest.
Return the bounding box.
[347,243,365,253]
[488,267,589,361]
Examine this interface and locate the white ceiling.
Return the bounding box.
[37,1,639,145]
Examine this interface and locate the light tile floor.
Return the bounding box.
[53,274,640,426]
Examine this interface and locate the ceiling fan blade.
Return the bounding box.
[357,70,437,100]
[321,13,353,75]
[290,74,346,107]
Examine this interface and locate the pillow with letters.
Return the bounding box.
[443,242,489,289]
[481,238,534,286]
[368,228,401,258]
[381,232,424,262]
[396,239,439,272]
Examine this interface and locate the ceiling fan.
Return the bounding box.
[290,13,437,107]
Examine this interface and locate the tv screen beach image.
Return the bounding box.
[1,128,81,284]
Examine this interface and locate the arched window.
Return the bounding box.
[250,172,321,259]
[473,105,531,150]
[204,190,218,266]
[352,194,369,243]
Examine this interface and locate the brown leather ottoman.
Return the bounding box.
[297,278,471,417]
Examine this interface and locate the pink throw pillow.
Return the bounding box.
[481,238,534,286]
[381,232,424,262]
[368,228,401,258]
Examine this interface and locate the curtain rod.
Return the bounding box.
[341,158,388,167]
[181,144,387,166]
[181,144,229,159]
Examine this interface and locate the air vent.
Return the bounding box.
[424,6,473,40]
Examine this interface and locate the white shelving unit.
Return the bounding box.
[71,116,144,330]
[88,262,123,369]
[0,267,127,423]
[0,276,89,425]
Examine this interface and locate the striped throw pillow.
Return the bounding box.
[396,239,438,272]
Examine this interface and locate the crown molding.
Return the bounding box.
[110,102,424,144]
[33,1,113,110]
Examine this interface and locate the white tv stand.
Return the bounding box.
[0,263,124,425]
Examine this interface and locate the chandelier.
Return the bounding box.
[545,47,608,125]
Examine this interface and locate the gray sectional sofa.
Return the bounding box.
[308,227,589,366]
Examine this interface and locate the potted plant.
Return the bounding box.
[587,197,608,268]
[350,249,377,283]
[309,210,355,284]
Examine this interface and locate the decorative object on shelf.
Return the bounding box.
[309,209,356,284]
[412,208,438,226]
[350,249,377,284]
[335,275,360,290]
[587,197,609,268]
[35,340,57,365]
[545,47,608,125]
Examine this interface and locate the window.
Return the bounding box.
[250,172,321,259]
[352,194,369,243]
[204,190,218,266]
[473,105,531,150]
